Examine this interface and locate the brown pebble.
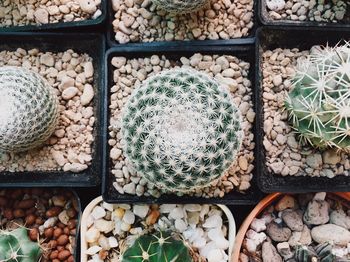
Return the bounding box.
[50,250,59,260]
[35,217,44,225]
[48,240,58,249]
[25,214,36,226]
[54,228,63,239]
[18,199,35,209]
[13,209,25,218]
[46,206,62,217]
[3,208,14,220]
[29,228,39,241]
[67,219,76,229]
[58,249,70,260]
[44,227,54,238]
[57,235,69,246]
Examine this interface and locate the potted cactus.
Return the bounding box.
[110,0,254,44]
[232,192,350,261]
[81,196,236,262]
[107,49,256,201]
[0,188,80,262]
[258,27,350,192]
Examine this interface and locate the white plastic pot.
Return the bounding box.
[81,196,236,262]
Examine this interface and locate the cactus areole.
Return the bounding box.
[151,0,209,14]
[121,68,243,192]
[121,231,192,262]
[0,66,59,152]
[0,227,42,262]
[285,43,350,151]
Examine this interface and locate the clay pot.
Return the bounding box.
[231,192,350,261]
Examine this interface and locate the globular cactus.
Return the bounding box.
[121,68,243,192]
[0,66,59,152]
[121,231,192,262]
[285,43,350,151]
[0,227,42,262]
[151,0,209,14]
[295,243,335,262]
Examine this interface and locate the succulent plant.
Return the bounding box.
[0,227,42,262]
[0,66,59,152]
[285,43,350,151]
[151,0,209,14]
[121,68,243,192]
[295,243,336,262]
[121,231,192,262]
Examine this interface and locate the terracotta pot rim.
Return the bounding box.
[231,192,350,262]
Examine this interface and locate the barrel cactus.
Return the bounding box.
[285,43,350,151]
[152,0,209,14]
[295,243,335,262]
[0,66,59,152]
[121,68,243,192]
[0,227,42,262]
[121,231,192,262]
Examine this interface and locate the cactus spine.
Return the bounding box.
[151,0,209,14]
[295,243,336,262]
[0,227,42,262]
[285,43,350,151]
[0,66,59,152]
[121,68,243,192]
[121,231,192,262]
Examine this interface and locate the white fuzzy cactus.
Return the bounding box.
[0,66,59,152]
[152,0,209,14]
[121,68,243,192]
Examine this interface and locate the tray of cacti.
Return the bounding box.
[256,26,350,193]
[81,196,236,262]
[107,0,256,46]
[0,188,81,262]
[232,192,350,262]
[103,44,260,204]
[0,33,105,187]
[259,0,350,27]
[0,0,106,32]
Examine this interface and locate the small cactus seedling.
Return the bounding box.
[0,227,42,262]
[295,243,336,262]
[121,231,192,262]
[121,68,243,192]
[151,0,209,14]
[0,66,59,152]
[285,43,350,151]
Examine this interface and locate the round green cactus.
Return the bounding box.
[285,43,350,151]
[121,68,243,192]
[0,227,42,262]
[121,231,192,262]
[152,0,209,14]
[0,66,59,152]
[295,243,335,262]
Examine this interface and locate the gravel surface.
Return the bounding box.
[265,0,348,23]
[0,0,102,27]
[0,48,95,173]
[262,47,350,178]
[84,202,231,262]
[240,193,350,261]
[111,0,254,44]
[109,53,255,198]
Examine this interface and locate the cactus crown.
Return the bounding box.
[295,243,335,262]
[0,66,59,153]
[151,0,209,14]
[285,43,350,151]
[121,231,192,262]
[121,68,243,192]
[0,227,42,262]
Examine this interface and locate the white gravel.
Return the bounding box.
[262,47,350,178]
[265,0,348,23]
[84,202,231,262]
[111,0,254,44]
[0,48,95,172]
[109,53,255,198]
[0,0,102,28]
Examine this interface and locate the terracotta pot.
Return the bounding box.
[231,192,350,261]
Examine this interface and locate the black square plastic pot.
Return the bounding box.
[256,26,350,193]
[102,44,261,205]
[0,33,106,187]
[107,0,257,48]
[0,1,107,32]
[259,0,350,27]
